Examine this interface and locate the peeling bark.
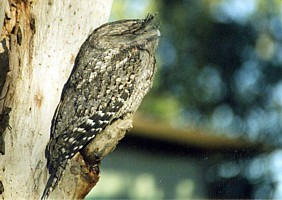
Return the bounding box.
[0,0,113,199]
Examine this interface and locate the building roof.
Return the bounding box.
[129,114,273,155]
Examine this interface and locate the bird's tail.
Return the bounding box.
[41,160,67,200]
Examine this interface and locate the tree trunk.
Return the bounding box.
[0,0,113,199]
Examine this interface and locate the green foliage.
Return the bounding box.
[144,0,282,146]
[139,94,181,121]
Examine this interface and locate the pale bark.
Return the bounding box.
[0,0,113,199]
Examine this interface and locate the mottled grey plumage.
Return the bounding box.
[42,15,160,199]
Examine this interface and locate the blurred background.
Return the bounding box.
[86,0,282,199]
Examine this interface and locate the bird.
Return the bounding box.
[41,14,160,199]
